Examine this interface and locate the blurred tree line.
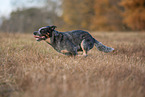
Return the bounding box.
[0,0,145,33]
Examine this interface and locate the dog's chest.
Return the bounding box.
[45,38,51,44]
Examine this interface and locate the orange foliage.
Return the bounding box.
[121,0,145,30]
[62,0,145,31]
[91,0,123,31]
[62,0,94,30]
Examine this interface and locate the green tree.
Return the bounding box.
[1,8,48,33]
[0,7,61,33]
[0,0,63,33]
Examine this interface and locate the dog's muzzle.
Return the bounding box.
[33,31,46,41]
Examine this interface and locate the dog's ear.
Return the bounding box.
[50,25,57,31]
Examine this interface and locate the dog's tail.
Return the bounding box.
[94,39,114,53]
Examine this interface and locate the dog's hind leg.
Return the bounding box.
[80,40,88,56]
[80,39,94,57]
[81,41,87,56]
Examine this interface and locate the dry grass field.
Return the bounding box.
[0,32,145,97]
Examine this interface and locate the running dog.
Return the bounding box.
[33,25,114,56]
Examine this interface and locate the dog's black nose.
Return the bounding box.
[33,31,37,35]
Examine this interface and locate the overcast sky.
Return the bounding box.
[0,0,44,17]
[0,0,12,17]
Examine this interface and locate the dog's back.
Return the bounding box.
[62,30,94,45]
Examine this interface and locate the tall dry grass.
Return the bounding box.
[0,32,145,97]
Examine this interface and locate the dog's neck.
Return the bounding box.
[44,30,58,45]
[45,38,51,45]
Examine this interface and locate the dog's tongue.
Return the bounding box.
[34,35,45,38]
[34,35,45,40]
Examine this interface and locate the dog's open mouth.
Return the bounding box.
[34,35,46,41]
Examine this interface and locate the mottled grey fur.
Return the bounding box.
[33,26,114,56]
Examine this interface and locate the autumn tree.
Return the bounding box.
[91,0,123,31]
[62,0,94,30]
[121,0,145,30]
[62,0,79,29]
[78,0,94,29]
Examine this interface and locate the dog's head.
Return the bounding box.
[33,25,57,41]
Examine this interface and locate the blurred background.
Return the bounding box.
[0,0,144,33]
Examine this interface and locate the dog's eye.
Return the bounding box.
[41,30,45,33]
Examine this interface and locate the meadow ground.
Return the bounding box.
[0,32,145,97]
